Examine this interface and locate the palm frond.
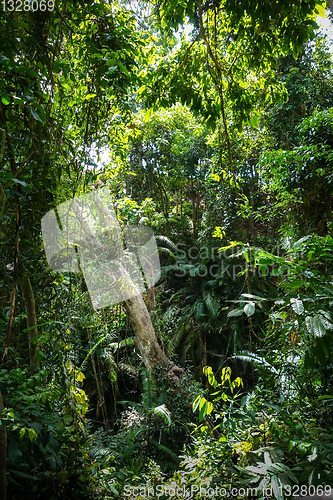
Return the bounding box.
[109,337,135,352]
[152,404,172,426]
[150,441,180,465]
[155,235,178,253]
[158,247,177,260]
[232,350,278,374]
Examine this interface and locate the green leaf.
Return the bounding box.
[1,96,10,105]
[241,293,268,301]
[306,315,326,337]
[258,257,274,265]
[246,464,267,474]
[108,66,117,74]
[28,428,38,442]
[293,236,311,251]
[250,114,259,128]
[288,441,296,452]
[244,302,255,317]
[36,350,46,362]
[199,400,207,421]
[259,265,267,275]
[11,178,27,187]
[8,469,36,480]
[318,337,331,357]
[290,298,304,315]
[109,484,119,495]
[192,395,201,412]
[29,106,43,123]
[227,307,244,317]
[8,440,22,464]
[271,475,283,500]
[63,415,73,425]
[206,401,213,415]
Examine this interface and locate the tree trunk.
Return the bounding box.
[124,294,169,371]
[0,388,7,500]
[20,276,38,371]
[70,194,183,380]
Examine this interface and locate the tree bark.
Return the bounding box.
[20,276,38,371]
[124,294,169,371]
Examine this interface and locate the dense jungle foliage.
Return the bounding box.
[1,1,333,499]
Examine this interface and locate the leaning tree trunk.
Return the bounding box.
[70,194,183,382]
[124,294,169,371]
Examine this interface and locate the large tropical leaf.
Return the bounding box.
[244,302,255,317]
[227,307,244,317]
[290,298,304,315]
[305,315,326,337]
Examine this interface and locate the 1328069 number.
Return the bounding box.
[2,0,55,11]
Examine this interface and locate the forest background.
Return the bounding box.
[1,0,333,499]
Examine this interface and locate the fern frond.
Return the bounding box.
[202,290,220,317]
[90,446,121,460]
[168,325,185,352]
[80,334,108,371]
[142,370,157,410]
[195,301,206,322]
